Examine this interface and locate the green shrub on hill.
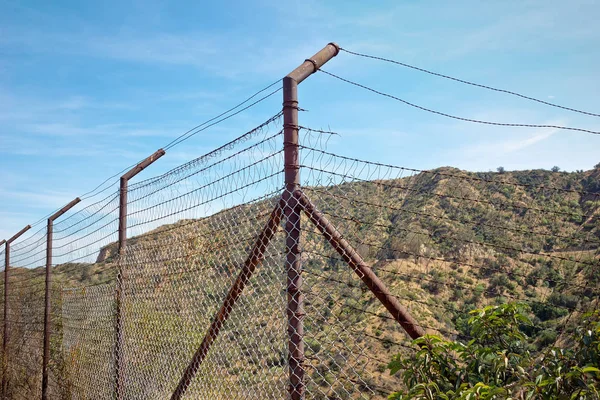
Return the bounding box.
[388,303,600,399]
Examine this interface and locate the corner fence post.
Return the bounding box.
[42,198,81,400]
[2,224,31,399]
[283,75,305,400]
[283,42,339,400]
[114,148,165,400]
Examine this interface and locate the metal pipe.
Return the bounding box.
[0,241,5,247]
[1,242,6,400]
[281,42,339,400]
[2,242,7,400]
[297,191,426,339]
[115,148,165,400]
[42,197,81,400]
[282,75,305,400]
[118,176,128,256]
[286,42,340,84]
[2,224,31,399]
[170,200,284,400]
[118,149,165,254]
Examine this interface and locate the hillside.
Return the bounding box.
[5,164,600,399]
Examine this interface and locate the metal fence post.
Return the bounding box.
[2,224,31,399]
[283,42,339,400]
[0,238,5,399]
[115,149,165,399]
[118,149,165,255]
[42,198,81,400]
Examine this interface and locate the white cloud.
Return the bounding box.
[500,128,558,153]
[459,125,560,158]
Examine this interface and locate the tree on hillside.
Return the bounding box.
[552,166,561,172]
[497,166,505,174]
[388,303,600,399]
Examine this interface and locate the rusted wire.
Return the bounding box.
[319,69,600,135]
[339,47,600,118]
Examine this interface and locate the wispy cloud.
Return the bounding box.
[0,28,217,66]
[0,132,162,160]
[440,3,600,59]
[460,124,561,157]
[0,189,79,209]
[0,92,136,124]
[19,121,180,138]
[0,21,347,80]
[502,129,558,152]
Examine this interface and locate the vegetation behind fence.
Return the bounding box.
[1,43,599,399]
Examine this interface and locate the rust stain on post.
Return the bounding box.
[170,200,284,400]
[297,191,426,339]
[2,224,31,398]
[42,197,81,400]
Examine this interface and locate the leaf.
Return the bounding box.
[582,366,600,374]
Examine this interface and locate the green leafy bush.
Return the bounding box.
[388,303,600,399]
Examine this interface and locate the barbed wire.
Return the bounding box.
[2,87,599,400]
[162,87,281,150]
[319,69,600,135]
[339,47,600,118]
[301,163,597,219]
[303,247,585,315]
[12,80,283,238]
[298,130,600,196]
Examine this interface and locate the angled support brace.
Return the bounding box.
[296,190,426,340]
[170,198,284,400]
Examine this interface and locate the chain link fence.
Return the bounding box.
[1,113,599,399]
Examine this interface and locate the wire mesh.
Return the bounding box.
[61,284,116,399]
[294,126,600,397]
[118,196,287,399]
[2,227,47,400]
[0,113,598,399]
[115,114,286,399]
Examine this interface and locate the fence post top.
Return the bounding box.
[49,197,82,222]
[7,225,31,244]
[286,42,340,84]
[121,148,166,181]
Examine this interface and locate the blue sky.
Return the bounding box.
[1,0,599,241]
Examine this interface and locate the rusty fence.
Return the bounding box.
[1,43,600,400]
